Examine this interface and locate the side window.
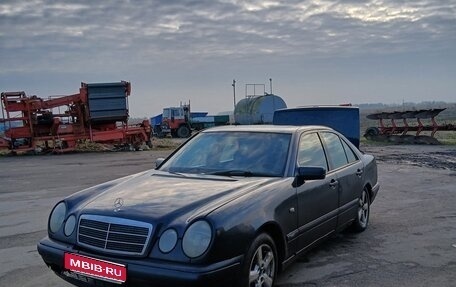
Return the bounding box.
[320,132,348,170]
[341,139,358,163]
[297,133,328,170]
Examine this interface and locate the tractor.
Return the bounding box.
[156,104,192,138]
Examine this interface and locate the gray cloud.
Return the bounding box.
[0,0,455,116]
[1,0,455,72]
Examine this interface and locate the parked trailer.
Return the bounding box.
[273,106,360,148]
[191,115,230,130]
[0,81,151,154]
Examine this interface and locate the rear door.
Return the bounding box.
[319,132,364,228]
[295,132,339,251]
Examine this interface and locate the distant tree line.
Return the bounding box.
[356,101,455,111]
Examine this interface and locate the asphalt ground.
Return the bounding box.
[0,145,455,287]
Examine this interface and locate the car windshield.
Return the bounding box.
[159,131,292,177]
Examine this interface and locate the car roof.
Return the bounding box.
[202,124,333,133]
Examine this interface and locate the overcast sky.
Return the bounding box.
[1,0,455,117]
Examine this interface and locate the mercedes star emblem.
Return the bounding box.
[113,198,124,212]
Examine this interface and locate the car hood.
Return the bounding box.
[78,170,277,223]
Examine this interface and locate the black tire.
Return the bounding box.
[351,187,370,232]
[155,126,164,138]
[177,125,191,138]
[240,233,277,287]
[365,127,379,137]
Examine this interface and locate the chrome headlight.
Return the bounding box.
[64,215,76,236]
[159,229,178,253]
[182,220,212,258]
[49,202,67,233]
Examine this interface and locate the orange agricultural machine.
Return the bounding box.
[0,81,151,154]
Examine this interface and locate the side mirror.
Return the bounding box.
[155,158,165,168]
[297,166,326,180]
[293,166,326,187]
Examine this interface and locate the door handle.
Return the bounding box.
[356,169,363,177]
[329,179,338,189]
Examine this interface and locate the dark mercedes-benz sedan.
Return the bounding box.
[38,125,379,287]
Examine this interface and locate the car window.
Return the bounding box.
[297,133,328,170]
[341,139,358,163]
[320,132,348,170]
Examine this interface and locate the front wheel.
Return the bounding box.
[351,187,370,232]
[240,233,277,287]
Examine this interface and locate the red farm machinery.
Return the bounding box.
[364,108,455,144]
[0,81,151,154]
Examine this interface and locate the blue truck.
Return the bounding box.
[273,106,360,148]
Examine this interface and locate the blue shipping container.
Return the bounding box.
[273,106,360,148]
[150,114,163,126]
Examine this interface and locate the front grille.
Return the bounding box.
[77,215,153,256]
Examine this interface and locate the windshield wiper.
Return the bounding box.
[210,170,253,177]
[209,170,276,177]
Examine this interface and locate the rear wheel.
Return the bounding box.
[351,187,370,232]
[240,233,277,287]
[177,125,191,138]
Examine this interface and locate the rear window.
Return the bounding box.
[320,132,348,170]
[341,140,358,163]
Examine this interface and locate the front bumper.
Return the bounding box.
[37,236,242,287]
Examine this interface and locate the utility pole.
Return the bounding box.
[232,79,236,110]
[269,78,273,94]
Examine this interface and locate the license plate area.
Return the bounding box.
[64,253,126,284]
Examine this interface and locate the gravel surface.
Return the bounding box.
[0,144,455,287]
[362,145,456,171]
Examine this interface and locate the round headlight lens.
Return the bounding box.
[49,202,67,233]
[64,215,76,236]
[158,229,178,253]
[182,220,212,258]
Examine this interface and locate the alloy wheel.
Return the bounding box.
[249,243,275,287]
[358,190,369,228]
